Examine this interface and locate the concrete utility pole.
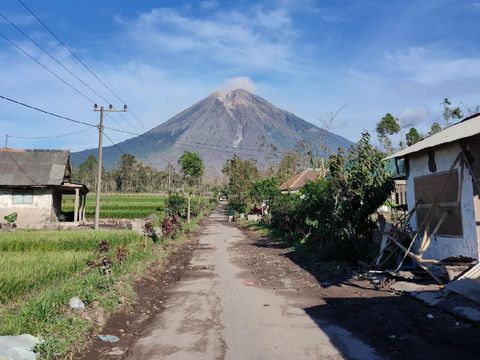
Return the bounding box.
[167,160,172,191]
[93,104,127,230]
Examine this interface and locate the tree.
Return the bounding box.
[178,151,204,184]
[178,151,204,222]
[301,132,394,261]
[249,178,279,214]
[276,152,299,184]
[441,98,462,127]
[428,122,442,136]
[406,127,423,146]
[73,155,98,190]
[376,113,400,153]
[222,155,260,212]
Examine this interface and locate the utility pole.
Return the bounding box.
[93,104,127,230]
[4,134,8,148]
[167,160,172,191]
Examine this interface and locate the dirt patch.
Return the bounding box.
[76,219,206,360]
[233,224,480,360]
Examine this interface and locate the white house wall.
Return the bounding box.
[0,188,54,227]
[406,143,479,260]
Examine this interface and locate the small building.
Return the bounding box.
[388,113,480,261]
[0,149,89,227]
[278,168,326,193]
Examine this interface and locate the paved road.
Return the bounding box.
[126,207,382,360]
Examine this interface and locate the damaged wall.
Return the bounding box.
[406,142,479,260]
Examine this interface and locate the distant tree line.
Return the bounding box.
[72,152,200,193]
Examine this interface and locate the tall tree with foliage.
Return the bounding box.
[276,152,299,184]
[249,178,279,214]
[73,155,98,190]
[376,113,400,153]
[441,98,462,127]
[222,155,260,212]
[300,132,394,261]
[178,151,204,222]
[428,122,443,136]
[406,127,423,146]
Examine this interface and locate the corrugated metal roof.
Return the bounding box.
[0,149,70,186]
[387,113,480,159]
[278,168,325,191]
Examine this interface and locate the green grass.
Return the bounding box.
[0,198,217,359]
[62,194,167,220]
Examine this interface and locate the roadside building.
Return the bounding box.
[278,168,326,194]
[388,113,480,261]
[0,148,89,227]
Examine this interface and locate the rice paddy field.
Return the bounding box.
[0,230,142,303]
[62,194,166,219]
[0,229,152,358]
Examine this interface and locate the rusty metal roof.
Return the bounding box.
[387,113,480,159]
[0,149,71,186]
[278,168,325,192]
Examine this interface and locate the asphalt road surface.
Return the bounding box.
[126,206,381,360]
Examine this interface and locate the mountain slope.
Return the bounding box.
[72,89,353,174]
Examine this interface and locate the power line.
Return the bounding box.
[16,0,148,130]
[103,130,126,155]
[0,11,108,104]
[7,126,93,140]
[0,94,97,127]
[0,11,137,133]
[0,31,95,104]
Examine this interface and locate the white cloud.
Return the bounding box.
[200,0,218,10]
[384,47,480,85]
[221,76,256,93]
[116,7,296,72]
[398,106,430,126]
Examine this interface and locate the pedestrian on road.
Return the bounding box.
[227,206,234,222]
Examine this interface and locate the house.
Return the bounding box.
[387,113,480,261]
[0,149,89,227]
[278,168,326,193]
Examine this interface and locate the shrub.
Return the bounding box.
[165,193,187,218]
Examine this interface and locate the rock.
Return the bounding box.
[68,296,85,310]
[426,314,434,319]
[107,347,125,356]
[389,334,396,339]
[320,282,331,288]
[0,334,39,360]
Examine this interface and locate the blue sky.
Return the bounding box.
[1,0,479,152]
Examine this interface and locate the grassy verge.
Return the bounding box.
[0,205,214,359]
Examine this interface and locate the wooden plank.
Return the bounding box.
[446,263,480,304]
[388,234,444,284]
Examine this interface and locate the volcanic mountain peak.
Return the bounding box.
[212,88,258,110]
[72,89,354,174]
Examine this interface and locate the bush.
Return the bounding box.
[270,193,303,236]
[165,193,187,218]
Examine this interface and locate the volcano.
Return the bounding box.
[72,89,353,174]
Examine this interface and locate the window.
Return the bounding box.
[414,170,462,236]
[12,190,34,204]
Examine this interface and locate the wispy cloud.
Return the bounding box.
[115,6,296,72]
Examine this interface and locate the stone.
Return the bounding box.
[68,296,85,310]
[0,334,39,360]
[107,347,125,356]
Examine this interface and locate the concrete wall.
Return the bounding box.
[0,187,55,227]
[406,143,479,260]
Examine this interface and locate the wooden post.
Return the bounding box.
[187,195,191,223]
[74,188,79,222]
[82,194,86,222]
